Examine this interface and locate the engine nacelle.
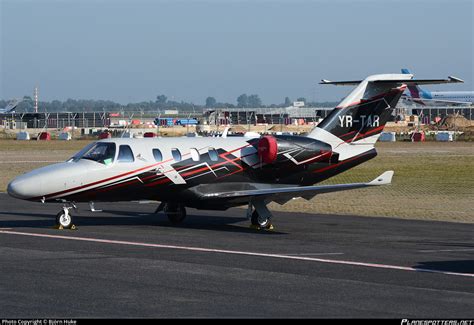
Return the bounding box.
[257,135,278,164]
[258,134,334,166]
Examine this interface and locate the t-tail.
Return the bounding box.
[308,73,461,161]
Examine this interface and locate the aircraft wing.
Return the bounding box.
[198,171,393,203]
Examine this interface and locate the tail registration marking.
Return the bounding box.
[339,115,380,128]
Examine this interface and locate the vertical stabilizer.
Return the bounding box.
[308,72,460,160]
[308,74,410,160]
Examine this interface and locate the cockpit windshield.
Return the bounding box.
[69,142,116,165]
[68,142,96,162]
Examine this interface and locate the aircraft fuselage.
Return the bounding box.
[7,135,375,210]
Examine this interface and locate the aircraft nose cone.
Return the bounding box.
[7,174,43,200]
[7,178,23,199]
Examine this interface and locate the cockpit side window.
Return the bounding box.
[117,145,135,163]
[80,142,116,165]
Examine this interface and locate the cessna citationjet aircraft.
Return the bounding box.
[7,73,461,230]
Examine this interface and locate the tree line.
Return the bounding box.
[0,94,337,113]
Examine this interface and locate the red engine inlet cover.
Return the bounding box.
[258,135,278,164]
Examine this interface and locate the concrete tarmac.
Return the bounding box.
[0,193,472,318]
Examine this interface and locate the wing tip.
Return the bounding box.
[448,76,464,83]
[368,170,394,186]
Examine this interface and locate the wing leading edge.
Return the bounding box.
[199,171,394,202]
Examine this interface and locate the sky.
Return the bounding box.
[1,0,473,105]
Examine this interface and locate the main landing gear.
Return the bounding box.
[162,203,187,225]
[156,200,273,230]
[247,199,274,231]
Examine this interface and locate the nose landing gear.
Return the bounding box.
[54,203,77,230]
[55,205,77,230]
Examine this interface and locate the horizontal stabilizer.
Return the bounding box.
[320,76,463,86]
[373,76,463,85]
[320,79,362,86]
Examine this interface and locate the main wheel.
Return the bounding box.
[56,209,73,229]
[164,203,187,225]
[250,210,260,226]
[251,210,272,229]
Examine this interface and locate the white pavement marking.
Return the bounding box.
[286,253,345,256]
[0,161,61,163]
[0,229,473,278]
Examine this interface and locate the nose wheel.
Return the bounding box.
[55,207,76,229]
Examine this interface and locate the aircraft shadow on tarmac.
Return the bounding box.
[1,210,473,274]
[414,260,474,274]
[0,210,287,235]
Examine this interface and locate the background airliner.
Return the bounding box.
[0,99,21,114]
[401,69,473,106]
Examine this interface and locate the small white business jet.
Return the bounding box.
[7,73,461,230]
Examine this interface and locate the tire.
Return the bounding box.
[164,204,187,225]
[251,210,272,229]
[56,209,73,229]
[251,210,260,226]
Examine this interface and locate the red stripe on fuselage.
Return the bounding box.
[32,158,174,201]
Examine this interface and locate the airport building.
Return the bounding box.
[203,107,333,125]
[0,112,110,129]
[409,106,473,124]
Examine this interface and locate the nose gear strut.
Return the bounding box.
[54,202,77,230]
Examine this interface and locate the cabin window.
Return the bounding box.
[190,148,200,162]
[117,145,135,163]
[79,142,116,165]
[171,148,182,162]
[152,148,163,162]
[208,148,219,161]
